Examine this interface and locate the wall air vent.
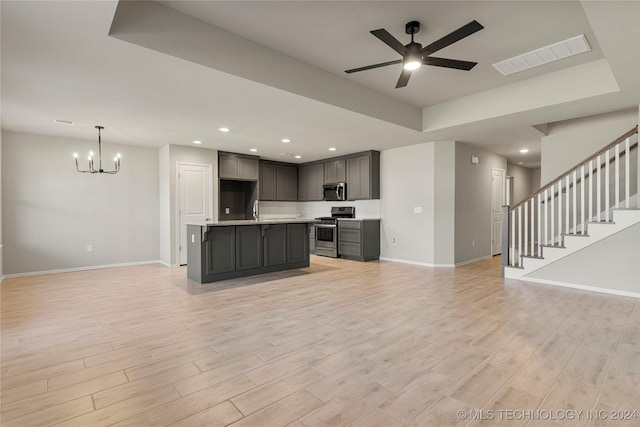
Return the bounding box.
[53,119,74,126]
[493,34,591,76]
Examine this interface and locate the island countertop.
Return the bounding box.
[189,218,315,226]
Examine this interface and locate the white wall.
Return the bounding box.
[526,223,640,296]
[433,142,456,265]
[541,108,637,185]
[167,145,218,266]
[1,131,159,275]
[0,131,3,280]
[380,142,436,265]
[507,163,534,205]
[158,145,170,265]
[455,142,507,264]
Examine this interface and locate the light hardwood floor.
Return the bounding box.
[1,256,638,426]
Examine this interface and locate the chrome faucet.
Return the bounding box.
[252,199,259,221]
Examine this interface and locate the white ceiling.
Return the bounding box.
[1,1,639,168]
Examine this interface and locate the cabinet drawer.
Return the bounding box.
[339,241,361,257]
[338,229,361,243]
[338,220,361,229]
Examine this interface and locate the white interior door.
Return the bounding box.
[178,163,211,265]
[491,168,506,256]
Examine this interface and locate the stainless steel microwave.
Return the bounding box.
[323,182,347,201]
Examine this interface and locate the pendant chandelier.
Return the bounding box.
[73,126,121,174]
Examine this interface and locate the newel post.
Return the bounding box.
[501,205,510,277]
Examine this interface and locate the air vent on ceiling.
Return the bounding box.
[53,119,74,126]
[493,34,591,76]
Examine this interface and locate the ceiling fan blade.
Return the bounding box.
[370,29,408,56]
[423,57,478,71]
[345,59,402,74]
[420,20,484,55]
[395,69,412,88]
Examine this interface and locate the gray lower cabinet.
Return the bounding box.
[309,224,315,254]
[187,222,311,283]
[202,226,235,276]
[324,159,346,184]
[337,220,380,261]
[263,224,287,266]
[235,225,262,270]
[287,223,308,263]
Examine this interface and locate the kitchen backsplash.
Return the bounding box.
[259,200,381,219]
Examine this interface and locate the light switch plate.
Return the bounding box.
[414,207,422,214]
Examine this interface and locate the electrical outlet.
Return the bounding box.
[225,207,230,214]
[392,238,397,246]
[414,206,422,214]
[87,244,93,252]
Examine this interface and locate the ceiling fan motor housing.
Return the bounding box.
[405,21,421,35]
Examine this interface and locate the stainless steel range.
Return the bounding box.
[314,206,355,258]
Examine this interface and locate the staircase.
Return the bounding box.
[503,127,639,290]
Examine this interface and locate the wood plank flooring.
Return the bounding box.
[1,256,639,426]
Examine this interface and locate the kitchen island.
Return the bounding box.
[187,219,313,283]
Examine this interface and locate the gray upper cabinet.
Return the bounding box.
[298,163,324,201]
[346,152,379,200]
[219,152,259,180]
[276,165,297,201]
[259,162,277,200]
[260,161,297,201]
[324,159,346,184]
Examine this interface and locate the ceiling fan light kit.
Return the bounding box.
[345,20,484,88]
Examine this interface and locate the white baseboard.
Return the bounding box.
[2,260,172,279]
[517,276,640,299]
[455,255,492,266]
[379,257,455,268]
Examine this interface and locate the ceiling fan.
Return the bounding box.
[345,20,484,88]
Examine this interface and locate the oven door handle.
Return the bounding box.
[315,224,336,228]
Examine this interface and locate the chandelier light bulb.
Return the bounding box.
[117,153,121,159]
[73,152,78,158]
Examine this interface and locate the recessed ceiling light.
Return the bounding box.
[219,127,230,132]
[282,138,291,143]
[493,34,591,76]
[294,155,302,159]
[193,140,202,144]
[329,147,337,151]
[53,119,74,126]
[519,148,529,153]
[518,162,524,165]
[250,148,258,152]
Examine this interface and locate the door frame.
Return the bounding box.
[176,162,214,266]
[491,167,506,256]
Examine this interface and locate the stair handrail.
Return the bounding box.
[509,126,638,212]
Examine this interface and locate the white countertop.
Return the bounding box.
[336,218,381,221]
[189,218,315,226]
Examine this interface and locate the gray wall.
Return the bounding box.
[167,145,218,266]
[455,142,507,264]
[1,130,159,275]
[507,163,534,205]
[526,223,640,295]
[380,142,436,265]
[531,168,541,192]
[541,108,637,185]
